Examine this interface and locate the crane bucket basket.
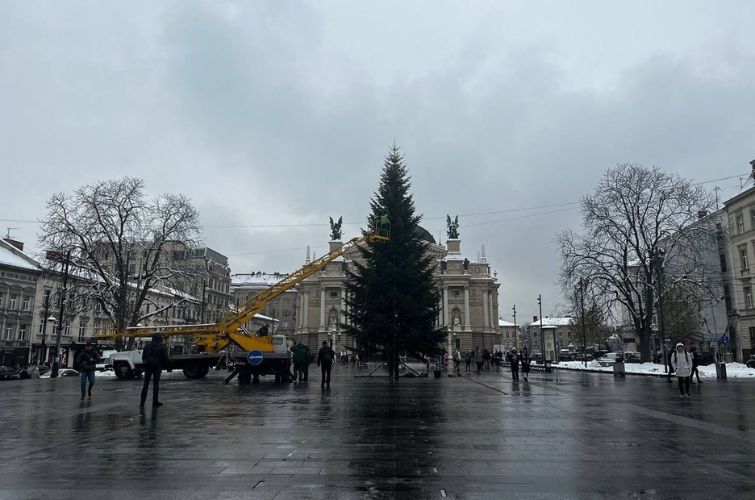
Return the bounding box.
[374,219,391,240]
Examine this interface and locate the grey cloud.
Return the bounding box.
[1,0,754,321]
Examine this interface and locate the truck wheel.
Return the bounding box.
[115,363,133,380]
[182,363,202,379]
[199,366,210,378]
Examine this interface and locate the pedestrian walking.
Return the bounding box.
[474,347,483,373]
[520,347,531,381]
[483,348,491,371]
[689,346,703,384]
[140,332,168,409]
[291,341,311,382]
[671,342,692,398]
[453,350,461,374]
[317,341,335,387]
[465,351,472,373]
[508,348,520,382]
[75,341,100,400]
[666,348,674,383]
[494,350,503,370]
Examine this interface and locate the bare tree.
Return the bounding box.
[558,164,716,361]
[39,177,203,337]
[563,281,608,348]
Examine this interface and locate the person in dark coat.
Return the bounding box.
[316,341,335,387]
[75,341,100,400]
[291,341,312,382]
[508,348,520,382]
[689,346,703,384]
[520,347,531,381]
[666,348,675,383]
[140,332,168,408]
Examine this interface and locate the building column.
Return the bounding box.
[464,286,470,331]
[442,287,449,326]
[303,292,309,330]
[482,289,489,330]
[319,288,326,328]
[340,287,346,326]
[297,293,305,330]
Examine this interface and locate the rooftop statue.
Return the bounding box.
[446,215,460,239]
[329,216,343,241]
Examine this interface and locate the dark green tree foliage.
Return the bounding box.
[346,146,442,379]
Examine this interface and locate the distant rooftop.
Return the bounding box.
[531,317,574,327]
[0,238,40,272]
[232,272,289,287]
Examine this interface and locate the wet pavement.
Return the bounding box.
[1,365,754,499]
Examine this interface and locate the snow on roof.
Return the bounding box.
[0,239,40,271]
[232,272,289,287]
[531,317,574,327]
[498,319,517,327]
[253,313,279,323]
[158,286,199,302]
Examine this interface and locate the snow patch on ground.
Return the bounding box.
[554,360,755,379]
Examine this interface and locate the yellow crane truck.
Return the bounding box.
[103,224,389,383]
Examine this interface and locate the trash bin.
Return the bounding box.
[544,360,552,373]
[613,360,626,377]
[716,362,727,380]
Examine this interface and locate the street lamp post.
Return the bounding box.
[512,304,518,351]
[38,292,52,365]
[538,294,545,362]
[653,249,668,375]
[51,250,71,379]
[579,278,587,368]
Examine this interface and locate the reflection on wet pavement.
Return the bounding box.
[1,364,753,499]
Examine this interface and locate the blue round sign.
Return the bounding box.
[247,350,264,366]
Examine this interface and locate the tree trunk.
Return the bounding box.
[638,324,652,362]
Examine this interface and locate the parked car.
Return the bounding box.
[0,366,31,380]
[624,352,642,363]
[40,368,79,379]
[559,349,577,362]
[592,350,609,360]
[575,353,594,362]
[598,352,624,367]
[698,351,715,366]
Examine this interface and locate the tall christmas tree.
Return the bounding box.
[345,145,442,380]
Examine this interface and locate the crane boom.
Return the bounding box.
[105,225,389,344]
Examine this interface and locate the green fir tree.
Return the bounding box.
[345,146,442,380]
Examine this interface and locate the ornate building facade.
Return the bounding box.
[293,231,501,355]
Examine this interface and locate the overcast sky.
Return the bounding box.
[2,1,754,322]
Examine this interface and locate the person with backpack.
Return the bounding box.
[671,342,692,398]
[508,347,520,382]
[75,341,100,400]
[689,346,703,384]
[316,341,335,387]
[140,332,168,409]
